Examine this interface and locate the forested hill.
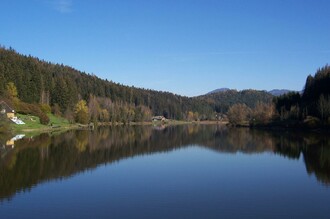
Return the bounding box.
[0,46,209,120]
[197,89,273,114]
[0,46,272,121]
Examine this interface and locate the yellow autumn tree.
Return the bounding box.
[74,100,89,124]
[6,82,18,98]
[187,111,194,121]
[5,82,20,108]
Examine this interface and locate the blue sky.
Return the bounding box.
[1,0,330,96]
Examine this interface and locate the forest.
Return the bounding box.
[216,65,330,128]
[1,46,329,127]
[0,46,272,124]
[273,65,330,127]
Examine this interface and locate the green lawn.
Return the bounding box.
[47,113,71,126]
[11,113,71,133]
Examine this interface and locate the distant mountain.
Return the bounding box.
[207,88,230,95]
[208,88,295,97]
[268,89,294,96]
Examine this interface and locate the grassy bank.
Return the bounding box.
[9,114,228,136]
[11,113,78,135]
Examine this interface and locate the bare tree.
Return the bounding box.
[227,103,251,125]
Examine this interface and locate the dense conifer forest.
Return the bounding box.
[274,65,330,127]
[0,46,273,123]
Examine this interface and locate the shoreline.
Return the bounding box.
[9,119,328,136]
[11,120,229,135]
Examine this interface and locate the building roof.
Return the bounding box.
[0,101,14,113]
[152,116,166,120]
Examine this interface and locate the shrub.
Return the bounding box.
[38,112,50,125]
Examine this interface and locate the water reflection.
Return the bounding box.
[1,125,330,201]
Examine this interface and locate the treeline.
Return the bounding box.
[224,65,330,128]
[274,65,330,127]
[198,89,274,125]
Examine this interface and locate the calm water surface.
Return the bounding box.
[1,125,330,218]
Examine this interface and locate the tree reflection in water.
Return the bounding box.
[1,125,330,201]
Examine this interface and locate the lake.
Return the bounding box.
[1,125,330,219]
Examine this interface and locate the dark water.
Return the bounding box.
[1,125,330,219]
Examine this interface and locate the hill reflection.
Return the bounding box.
[1,125,330,201]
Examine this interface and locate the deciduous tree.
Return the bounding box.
[227,103,251,125]
[74,100,89,124]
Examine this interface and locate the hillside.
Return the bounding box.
[198,89,273,113]
[0,46,211,120]
[0,46,273,122]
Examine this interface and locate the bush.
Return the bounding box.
[38,112,50,125]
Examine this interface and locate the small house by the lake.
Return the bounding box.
[0,101,15,119]
[152,116,166,122]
